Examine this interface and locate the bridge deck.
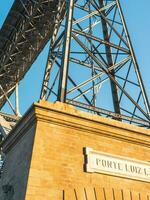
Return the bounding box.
[0,0,60,108]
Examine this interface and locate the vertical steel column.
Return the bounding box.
[99,0,121,116]
[116,0,150,116]
[58,0,74,102]
[15,83,21,116]
[40,1,64,100]
[88,2,96,107]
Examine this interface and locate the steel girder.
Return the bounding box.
[0,0,61,109]
[40,0,150,127]
[0,0,149,128]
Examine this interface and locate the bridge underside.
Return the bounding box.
[0,0,150,128]
[0,0,60,109]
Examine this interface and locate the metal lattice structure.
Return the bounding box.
[0,0,150,129]
[0,0,60,110]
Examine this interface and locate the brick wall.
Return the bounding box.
[0,100,150,200]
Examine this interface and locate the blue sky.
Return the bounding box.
[0,0,150,115]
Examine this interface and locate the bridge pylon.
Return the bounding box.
[40,0,150,127]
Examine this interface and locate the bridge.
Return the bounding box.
[0,0,150,130]
[0,0,61,109]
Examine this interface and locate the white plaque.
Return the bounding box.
[84,147,150,182]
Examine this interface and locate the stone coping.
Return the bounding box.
[1,100,150,153]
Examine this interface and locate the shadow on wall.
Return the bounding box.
[2,184,14,200]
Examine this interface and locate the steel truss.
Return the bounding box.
[40,0,150,127]
[0,0,60,141]
[0,0,60,110]
[0,0,149,128]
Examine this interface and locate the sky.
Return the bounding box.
[0,0,150,115]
